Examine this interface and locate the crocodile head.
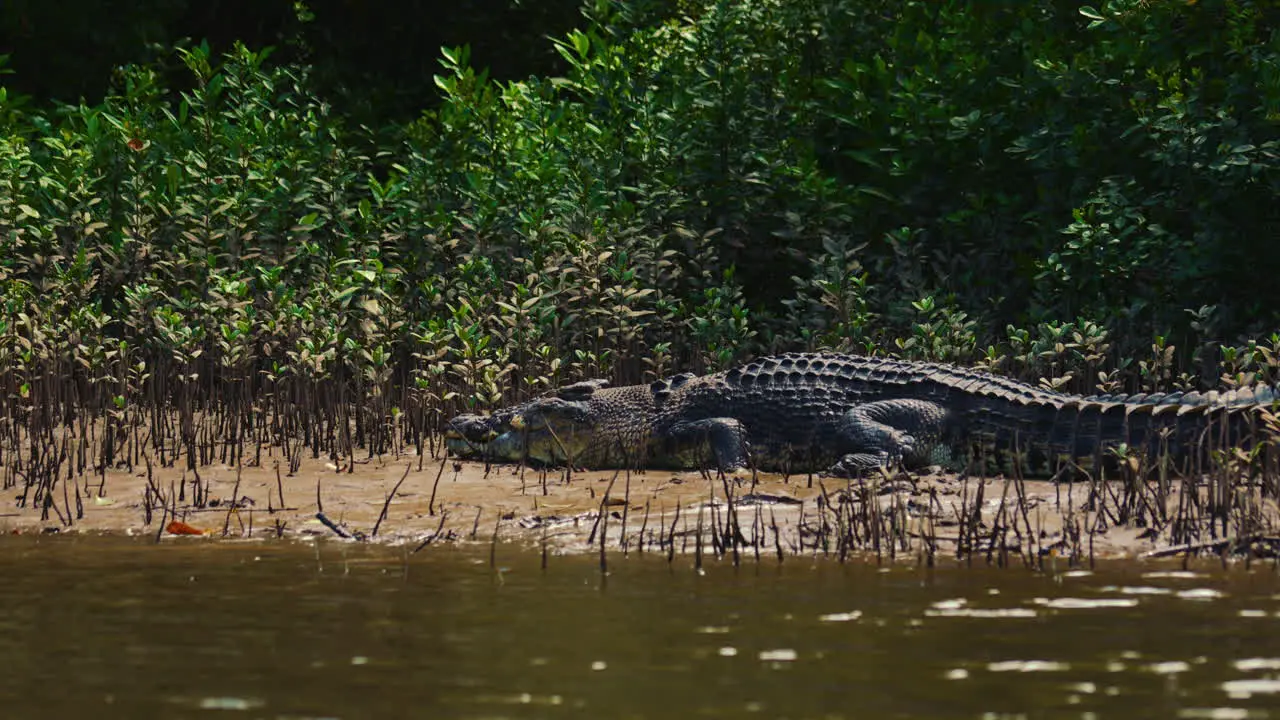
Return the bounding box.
[444,380,610,465]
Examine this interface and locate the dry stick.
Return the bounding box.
[57,461,72,526]
[846,477,863,550]
[637,499,651,555]
[142,483,153,526]
[970,473,986,566]
[889,492,901,563]
[619,467,633,554]
[817,481,836,557]
[1011,469,1037,566]
[752,502,762,563]
[871,477,886,563]
[411,510,450,553]
[154,497,170,544]
[222,462,244,538]
[315,512,351,539]
[1143,533,1278,559]
[372,462,413,538]
[721,473,740,568]
[924,487,940,567]
[155,477,178,544]
[986,476,1012,566]
[143,452,160,509]
[796,500,807,554]
[707,479,723,558]
[489,514,501,568]
[542,422,574,484]
[694,501,704,572]
[837,487,850,564]
[667,502,681,564]
[681,505,692,555]
[586,471,620,546]
[599,498,609,577]
[541,521,550,570]
[275,460,286,512]
[193,465,206,508]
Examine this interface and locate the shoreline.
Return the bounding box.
[6,451,1275,564]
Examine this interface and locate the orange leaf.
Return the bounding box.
[166,520,205,536]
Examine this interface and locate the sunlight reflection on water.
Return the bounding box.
[0,536,1278,719]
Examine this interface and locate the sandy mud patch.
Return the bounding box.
[6,448,1276,564]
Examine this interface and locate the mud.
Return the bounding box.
[5,446,1259,562]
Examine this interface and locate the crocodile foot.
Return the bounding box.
[828,452,898,478]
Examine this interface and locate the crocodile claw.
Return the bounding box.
[829,452,895,478]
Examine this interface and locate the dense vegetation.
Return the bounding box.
[1,0,1279,472]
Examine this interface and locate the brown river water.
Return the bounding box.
[1,536,1279,719]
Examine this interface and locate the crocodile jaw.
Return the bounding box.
[444,412,592,465]
[445,429,530,462]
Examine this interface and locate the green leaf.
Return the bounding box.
[1078,6,1104,21]
[855,186,896,202]
[572,30,590,59]
[17,204,38,219]
[332,286,359,304]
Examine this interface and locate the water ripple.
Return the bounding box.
[1032,597,1140,609]
[987,660,1070,673]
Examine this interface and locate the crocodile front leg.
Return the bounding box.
[829,399,952,477]
[664,417,751,472]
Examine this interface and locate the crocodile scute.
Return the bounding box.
[443,352,1276,477]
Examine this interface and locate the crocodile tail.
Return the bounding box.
[1059,385,1279,469]
[954,381,1279,473]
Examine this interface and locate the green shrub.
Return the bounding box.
[0,0,1277,466]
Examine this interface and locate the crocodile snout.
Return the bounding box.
[444,413,499,443]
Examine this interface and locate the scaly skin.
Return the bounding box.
[444,353,1277,476]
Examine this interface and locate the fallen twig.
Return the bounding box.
[315,511,351,539]
[372,462,412,538]
[412,510,451,553]
[1142,534,1280,559]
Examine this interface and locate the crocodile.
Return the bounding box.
[444,352,1278,477]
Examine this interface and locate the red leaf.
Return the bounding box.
[166,520,204,536]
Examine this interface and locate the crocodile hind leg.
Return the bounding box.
[664,417,751,472]
[828,399,951,477]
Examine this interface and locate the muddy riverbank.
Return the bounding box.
[5,449,1274,564]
